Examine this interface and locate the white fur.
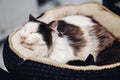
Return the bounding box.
[62,15,99,61]
[20,22,44,45]
[49,35,79,63]
[20,22,48,57]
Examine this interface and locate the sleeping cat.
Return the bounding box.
[20,14,116,63]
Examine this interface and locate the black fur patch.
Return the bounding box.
[38,22,53,48]
[67,54,94,66]
[57,20,86,54]
[96,40,120,66]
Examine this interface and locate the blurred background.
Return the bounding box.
[0,0,119,70]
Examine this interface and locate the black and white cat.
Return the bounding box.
[20,14,115,63]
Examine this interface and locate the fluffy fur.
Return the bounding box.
[20,14,115,63]
[61,16,99,61]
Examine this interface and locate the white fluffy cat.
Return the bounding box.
[20,14,115,63]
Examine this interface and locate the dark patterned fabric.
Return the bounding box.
[3,37,120,80]
[103,0,120,15]
[0,68,13,80]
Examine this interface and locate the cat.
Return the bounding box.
[20,14,116,63]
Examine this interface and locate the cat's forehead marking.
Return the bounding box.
[24,22,39,32]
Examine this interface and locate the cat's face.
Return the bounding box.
[20,22,45,45]
[20,14,54,49]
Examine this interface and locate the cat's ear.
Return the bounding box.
[85,54,94,65]
[29,14,36,21]
[48,21,58,32]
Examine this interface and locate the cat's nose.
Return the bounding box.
[21,36,26,40]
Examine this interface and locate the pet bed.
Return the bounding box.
[3,2,120,80]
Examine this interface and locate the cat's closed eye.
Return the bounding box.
[30,32,36,34]
[30,32,32,34]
